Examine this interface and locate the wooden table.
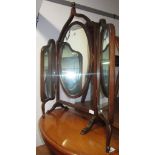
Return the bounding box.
[39,109,119,155]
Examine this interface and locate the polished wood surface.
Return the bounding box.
[39,109,119,155]
[36,145,119,155]
[36,145,51,155]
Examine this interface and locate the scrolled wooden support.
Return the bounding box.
[80,116,96,135]
[47,102,69,114]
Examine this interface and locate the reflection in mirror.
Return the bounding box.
[60,23,90,96]
[41,40,56,101]
[60,42,82,95]
[101,29,110,97]
[44,49,52,98]
[98,87,108,113]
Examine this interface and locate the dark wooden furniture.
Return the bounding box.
[114,36,119,129]
[39,109,119,155]
[40,3,119,153]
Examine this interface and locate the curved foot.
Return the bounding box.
[47,102,69,114]
[80,116,96,135]
[61,104,69,110]
[106,146,110,153]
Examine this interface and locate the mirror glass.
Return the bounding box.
[42,41,55,100]
[44,48,52,98]
[101,28,110,97]
[60,24,90,96]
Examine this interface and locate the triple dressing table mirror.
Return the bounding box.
[40,3,118,153]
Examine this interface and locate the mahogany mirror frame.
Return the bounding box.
[99,23,116,123]
[40,39,56,117]
[58,21,93,98]
[115,36,119,100]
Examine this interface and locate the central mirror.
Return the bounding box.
[59,23,90,97]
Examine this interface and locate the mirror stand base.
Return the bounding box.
[80,116,96,135]
[47,102,69,114]
[80,114,112,153]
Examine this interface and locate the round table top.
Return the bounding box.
[39,109,119,155]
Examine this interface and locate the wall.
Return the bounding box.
[36,0,119,146]
[36,0,43,15]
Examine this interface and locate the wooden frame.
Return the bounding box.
[97,21,116,152]
[112,36,119,129]
[115,36,119,100]
[58,21,93,98]
[40,39,56,117]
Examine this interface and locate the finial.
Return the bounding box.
[70,2,76,15]
[71,2,75,7]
